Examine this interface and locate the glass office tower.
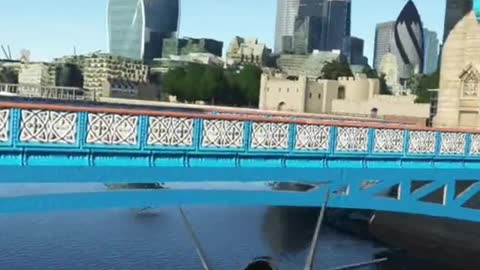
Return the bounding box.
[394,0,424,78]
[107,0,180,61]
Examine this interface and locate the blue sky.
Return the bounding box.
[0,0,445,64]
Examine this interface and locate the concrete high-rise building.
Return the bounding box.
[275,0,351,54]
[162,38,223,58]
[393,0,424,79]
[107,0,180,61]
[275,0,300,53]
[373,21,395,72]
[293,16,323,54]
[423,29,439,74]
[325,0,351,51]
[343,36,367,65]
[443,0,473,42]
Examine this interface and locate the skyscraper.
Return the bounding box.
[107,0,180,61]
[373,21,395,71]
[394,0,424,78]
[444,0,472,42]
[293,16,323,54]
[423,29,439,74]
[343,36,367,65]
[275,0,300,53]
[325,0,351,51]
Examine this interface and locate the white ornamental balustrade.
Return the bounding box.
[202,120,244,148]
[87,113,139,146]
[20,110,77,144]
[148,116,194,147]
[408,131,436,154]
[336,127,369,152]
[374,129,405,153]
[0,109,10,143]
[440,132,466,155]
[295,124,330,151]
[251,122,289,150]
[470,134,480,156]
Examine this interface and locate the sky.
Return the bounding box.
[0,0,446,65]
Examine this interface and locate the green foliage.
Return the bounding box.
[379,73,392,95]
[413,71,440,103]
[0,67,18,84]
[162,63,262,107]
[321,60,353,80]
[362,66,379,79]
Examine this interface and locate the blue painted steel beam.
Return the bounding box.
[1,187,480,223]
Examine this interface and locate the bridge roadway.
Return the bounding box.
[1,99,480,222]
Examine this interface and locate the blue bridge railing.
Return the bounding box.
[1,101,480,222]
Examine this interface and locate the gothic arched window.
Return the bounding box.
[462,71,479,98]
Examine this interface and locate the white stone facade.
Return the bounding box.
[434,12,480,129]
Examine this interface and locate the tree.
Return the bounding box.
[0,67,18,84]
[362,66,379,79]
[237,65,262,107]
[414,71,440,103]
[321,60,353,80]
[379,73,392,95]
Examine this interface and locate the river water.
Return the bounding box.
[0,205,451,270]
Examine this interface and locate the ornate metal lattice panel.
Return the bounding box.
[374,129,405,153]
[87,113,138,146]
[408,131,436,154]
[20,110,77,144]
[470,134,480,156]
[295,124,330,151]
[202,120,244,148]
[251,122,289,150]
[335,127,369,152]
[147,117,194,147]
[0,109,9,143]
[440,132,466,155]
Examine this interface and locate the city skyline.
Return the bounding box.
[1,0,445,64]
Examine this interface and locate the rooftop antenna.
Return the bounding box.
[7,45,12,60]
[74,46,77,56]
[1,45,8,59]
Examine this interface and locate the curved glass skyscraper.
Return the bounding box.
[394,0,424,78]
[107,0,180,61]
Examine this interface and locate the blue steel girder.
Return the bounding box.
[1,102,480,222]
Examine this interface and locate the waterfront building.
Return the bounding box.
[434,11,480,128]
[259,72,429,123]
[274,0,300,53]
[444,0,473,42]
[276,50,346,79]
[373,21,396,72]
[162,38,223,58]
[423,29,440,74]
[226,37,271,67]
[393,0,424,79]
[18,63,55,86]
[82,53,149,95]
[151,53,224,74]
[107,0,180,61]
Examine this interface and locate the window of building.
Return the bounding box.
[309,93,312,99]
[278,88,281,92]
[318,93,321,99]
[337,86,346,100]
[287,88,290,93]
